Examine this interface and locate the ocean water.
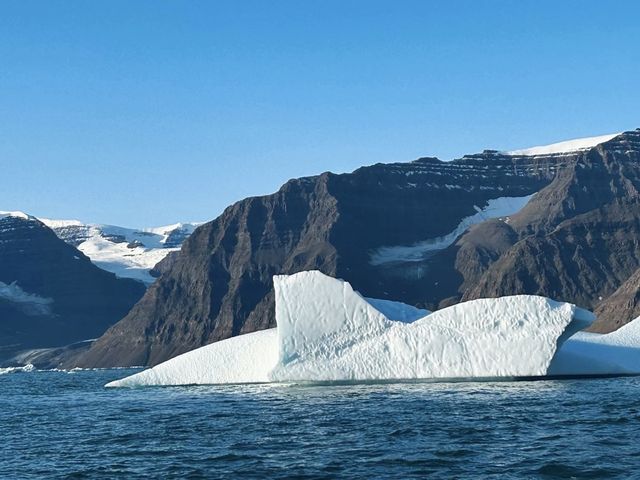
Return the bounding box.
[2,370,640,479]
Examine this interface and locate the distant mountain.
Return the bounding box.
[73,129,640,368]
[0,212,145,365]
[39,219,201,284]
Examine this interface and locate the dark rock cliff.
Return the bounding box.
[590,268,640,333]
[75,130,640,367]
[0,214,145,365]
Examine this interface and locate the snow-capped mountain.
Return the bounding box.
[77,128,640,368]
[39,219,201,284]
[0,211,145,365]
[505,132,621,156]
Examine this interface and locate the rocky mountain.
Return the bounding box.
[73,129,640,368]
[40,219,201,284]
[590,268,640,333]
[0,212,146,365]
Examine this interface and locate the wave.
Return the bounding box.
[0,364,35,375]
[0,365,144,376]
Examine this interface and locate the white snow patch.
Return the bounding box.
[38,218,83,228]
[507,133,620,156]
[77,235,174,284]
[0,281,53,316]
[0,211,34,221]
[143,223,200,242]
[107,271,592,387]
[370,194,535,266]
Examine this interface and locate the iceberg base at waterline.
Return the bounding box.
[107,271,615,387]
[549,323,640,376]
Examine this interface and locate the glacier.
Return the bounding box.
[2,211,200,285]
[107,271,597,387]
[506,132,620,156]
[369,194,535,266]
[0,281,53,316]
[40,219,202,284]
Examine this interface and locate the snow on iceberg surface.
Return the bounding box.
[362,297,429,323]
[550,317,640,376]
[107,271,592,387]
[107,329,278,387]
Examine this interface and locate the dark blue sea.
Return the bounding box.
[2,369,640,479]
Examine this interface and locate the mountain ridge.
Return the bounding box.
[0,213,146,365]
[70,129,640,368]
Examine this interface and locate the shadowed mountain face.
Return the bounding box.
[74,130,640,368]
[0,215,145,364]
[590,268,640,333]
[461,133,640,313]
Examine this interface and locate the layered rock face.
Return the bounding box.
[76,129,640,367]
[461,132,640,315]
[0,214,145,364]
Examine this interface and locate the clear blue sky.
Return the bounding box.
[1,1,638,226]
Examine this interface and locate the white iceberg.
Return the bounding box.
[108,329,279,386]
[362,297,430,323]
[107,271,594,387]
[550,319,640,376]
[270,272,593,381]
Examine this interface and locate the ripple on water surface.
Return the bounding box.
[1,369,640,479]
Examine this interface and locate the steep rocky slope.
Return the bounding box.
[74,131,640,368]
[590,268,640,333]
[463,132,640,317]
[0,212,145,364]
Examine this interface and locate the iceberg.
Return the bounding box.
[107,271,594,387]
[550,319,640,376]
[362,297,430,323]
[108,329,278,387]
[269,272,592,381]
